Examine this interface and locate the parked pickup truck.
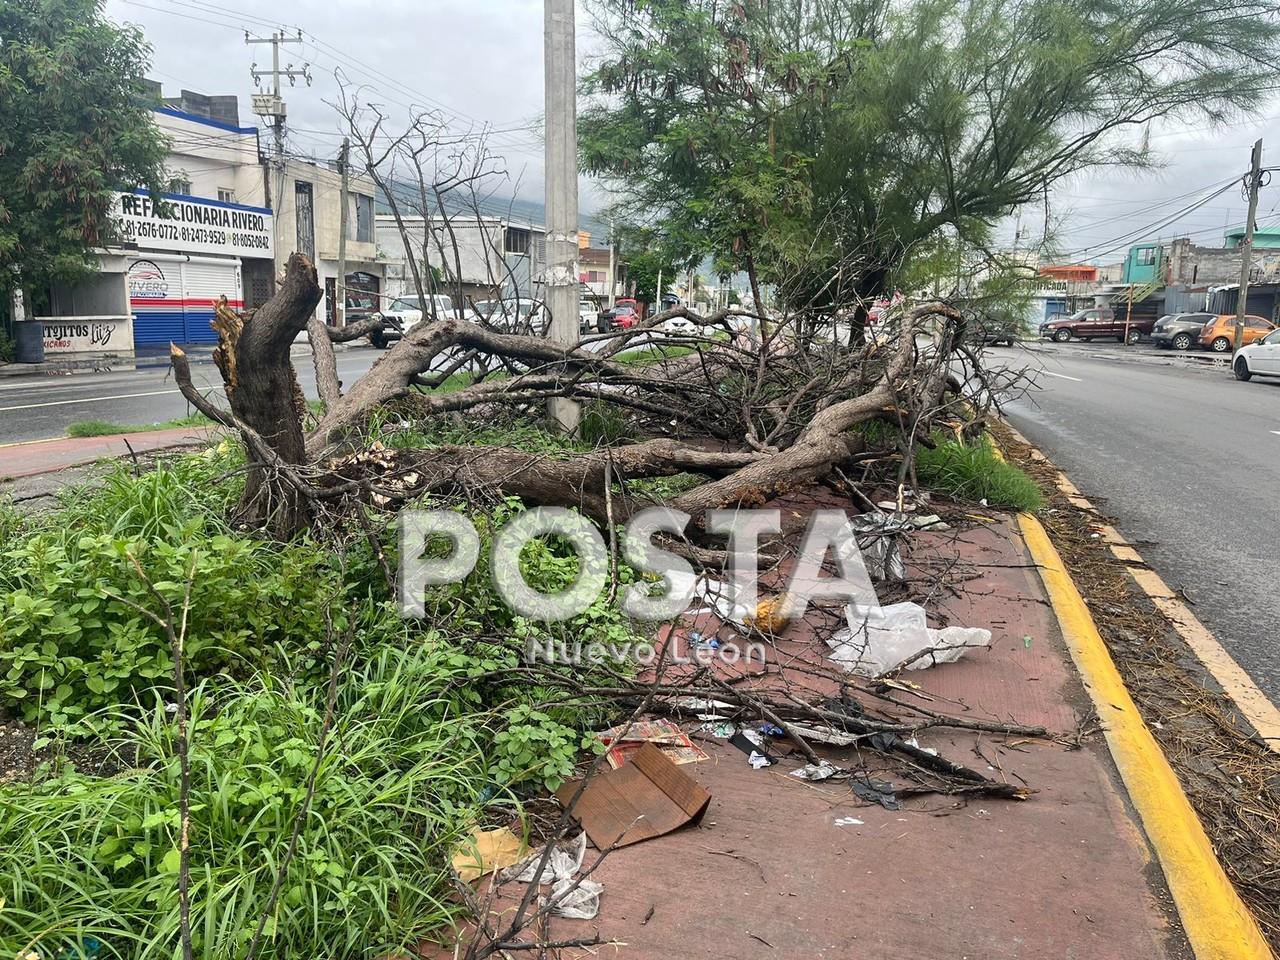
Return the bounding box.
[1040,307,1154,344]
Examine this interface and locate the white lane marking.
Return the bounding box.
[0,388,183,412]
[1040,370,1084,382]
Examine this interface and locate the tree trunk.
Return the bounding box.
[212,254,323,537]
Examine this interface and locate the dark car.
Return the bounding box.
[1150,312,1214,351]
[967,317,1019,347]
[1041,307,1154,344]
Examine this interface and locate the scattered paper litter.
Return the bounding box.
[904,736,938,757]
[596,718,708,768]
[747,750,771,770]
[451,826,527,883]
[834,816,865,827]
[790,761,838,781]
[826,602,992,677]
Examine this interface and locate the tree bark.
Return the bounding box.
[211,253,322,536]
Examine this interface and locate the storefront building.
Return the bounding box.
[115,189,273,347]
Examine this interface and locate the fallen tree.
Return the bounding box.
[170,252,984,541]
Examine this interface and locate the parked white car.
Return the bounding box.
[473,298,548,335]
[580,300,601,333]
[660,316,698,336]
[1232,328,1280,382]
[371,295,454,348]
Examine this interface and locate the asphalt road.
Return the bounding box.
[0,346,384,445]
[994,340,1280,702]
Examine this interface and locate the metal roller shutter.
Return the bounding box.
[128,257,184,346]
[180,259,242,344]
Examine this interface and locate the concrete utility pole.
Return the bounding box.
[1234,138,1264,352]
[336,136,350,326]
[607,218,617,309]
[544,0,581,433]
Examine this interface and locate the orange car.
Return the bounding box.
[1199,314,1276,353]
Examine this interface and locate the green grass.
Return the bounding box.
[916,437,1043,512]
[67,413,210,438]
[0,441,645,958]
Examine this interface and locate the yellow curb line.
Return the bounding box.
[1006,426,1280,752]
[1019,511,1274,960]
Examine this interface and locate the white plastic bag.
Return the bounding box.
[827,602,990,677]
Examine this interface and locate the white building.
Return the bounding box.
[40,91,276,357]
[376,214,546,307]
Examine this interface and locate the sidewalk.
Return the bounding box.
[442,491,1267,958]
[0,339,348,380]
[0,425,218,479]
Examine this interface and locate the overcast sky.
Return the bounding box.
[106,0,1280,267]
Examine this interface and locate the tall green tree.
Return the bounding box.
[581,0,1280,329]
[0,0,167,316]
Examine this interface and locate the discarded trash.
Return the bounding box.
[783,721,860,747]
[597,718,709,769]
[746,595,791,633]
[909,513,951,531]
[505,831,586,885]
[851,511,913,583]
[670,695,736,720]
[760,722,785,738]
[502,833,603,919]
[451,826,527,883]
[729,729,774,767]
[851,777,903,811]
[827,602,992,677]
[790,761,838,781]
[904,736,938,757]
[545,876,605,920]
[555,741,712,849]
[833,816,864,826]
[1023,634,1033,649]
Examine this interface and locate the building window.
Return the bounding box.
[504,227,531,255]
[1136,247,1156,266]
[295,181,315,259]
[355,194,373,243]
[588,270,604,283]
[217,188,236,204]
[168,176,191,194]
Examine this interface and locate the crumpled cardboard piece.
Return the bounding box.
[450,826,527,883]
[554,741,711,849]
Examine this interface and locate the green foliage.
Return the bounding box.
[0,448,340,736]
[0,646,491,960]
[0,526,340,738]
[0,437,655,955]
[491,704,596,793]
[578,401,635,446]
[582,0,1280,312]
[916,438,1043,512]
[0,326,14,362]
[0,0,168,299]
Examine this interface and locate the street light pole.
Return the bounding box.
[1234,138,1263,352]
[544,0,580,433]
